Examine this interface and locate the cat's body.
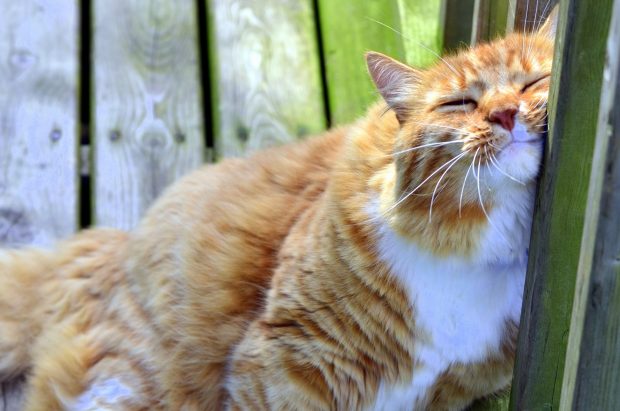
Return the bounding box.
[0,13,556,411]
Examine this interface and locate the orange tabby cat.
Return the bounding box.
[0,10,556,411]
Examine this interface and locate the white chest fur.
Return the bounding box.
[367,192,532,410]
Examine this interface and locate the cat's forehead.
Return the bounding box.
[426,33,554,93]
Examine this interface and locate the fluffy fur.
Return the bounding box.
[0,12,556,411]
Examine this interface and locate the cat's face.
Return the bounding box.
[367,13,556,223]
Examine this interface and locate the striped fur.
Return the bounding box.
[0,11,556,411]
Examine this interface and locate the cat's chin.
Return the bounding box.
[487,138,543,188]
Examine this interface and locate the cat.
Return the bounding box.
[0,9,557,411]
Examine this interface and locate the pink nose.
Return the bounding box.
[489,108,518,131]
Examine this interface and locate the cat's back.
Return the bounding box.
[123,128,347,408]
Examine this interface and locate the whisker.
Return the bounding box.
[490,153,526,185]
[428,151,468,222]
[475,156,491,222]
[388,152,467,213]
[391,140,465,156]
[459,158,475,218]
[408,121,472,134]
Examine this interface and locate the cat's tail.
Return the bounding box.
[0,228,128,381]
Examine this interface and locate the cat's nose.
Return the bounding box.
[488,108,518,131]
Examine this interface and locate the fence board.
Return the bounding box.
[509,0,614,410]
[559,1,620,408]
[93,0,205,230]
[207,0,326,158]
[0,0,79,248]
[441,0,475,52]
[318,0,443,125]
[471,0,510,44]
[0,1,79,407]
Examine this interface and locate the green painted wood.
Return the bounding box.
[559,0,620,408]
[0,0,79,248]
[207,0,326,158]
[441,0,475,52]
[92,0,205,230]
[471,0,510,44]
[397,1,443,68]
[507,0,560,33]
[317,1,404,125]
[509,0,614,410]
[317,0,443,125]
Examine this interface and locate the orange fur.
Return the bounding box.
[0,12,556,411]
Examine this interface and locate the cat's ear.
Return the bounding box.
[366,51,421,123]
[537,5,559,39]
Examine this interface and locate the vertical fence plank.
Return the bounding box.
[207,0,326,158]
[471,0,510,44]
[93,0,205,230]
[507,0,559,33]
[318,0,443,125]
[509,0,614,410]
[441,0,475,52]
[0,0,79,248]
[559,0,620,408]
[0,1,79,408]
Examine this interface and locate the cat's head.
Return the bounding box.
[366,8,557,251]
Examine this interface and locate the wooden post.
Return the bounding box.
[92,0,206,230]
[0,0,79,247]
[509,0,614,410]
[207,0,326,158]
[559,0,620,408]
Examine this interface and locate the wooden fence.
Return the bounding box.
[1,0,619,410]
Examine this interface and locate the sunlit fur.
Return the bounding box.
[0,13,556,411]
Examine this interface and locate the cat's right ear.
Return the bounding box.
[366,51,421,123]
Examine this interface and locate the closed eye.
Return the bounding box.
[521,75,550,92]
[436,98,477,112]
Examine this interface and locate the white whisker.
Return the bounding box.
[391,140,465,156]
[388,152,467,213]
[428,151,468,222]
[459,158,475,218]
[475,156,491,222]
[490,153,526,185]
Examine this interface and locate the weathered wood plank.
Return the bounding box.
[507,0,559,33]
[207,0,326,158]
[318,0,443,125]
[441,0,475,52]
[93,0,205,229]
[0,0,79,248]
[0,1,79,407]
[471,0,510,44]
[509,0,614,409]
[559,0,620,408]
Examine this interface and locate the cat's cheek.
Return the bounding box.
[495,141,543,183]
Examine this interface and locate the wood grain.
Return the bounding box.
[207,0,326,158]
[93,0,205,229]
[509,0,614,410]
[0,0,79,248]
[0,1,78,408]
[560,0,620,408]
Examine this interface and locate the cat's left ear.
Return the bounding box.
[537,5,559,39]
[366,51,421,123]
